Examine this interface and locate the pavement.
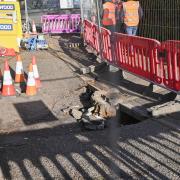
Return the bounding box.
[0,35,179,179]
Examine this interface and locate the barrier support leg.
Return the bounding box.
[96,55,102,63]
[108,65,125,79]
[163,92,180,101]
[147,100,180,117]
[143,83,163,96]
[175,95,180,101]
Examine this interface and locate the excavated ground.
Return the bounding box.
[0,35,179,179]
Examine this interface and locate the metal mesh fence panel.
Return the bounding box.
[138,0,180,41]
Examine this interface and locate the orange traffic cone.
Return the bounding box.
[2,59,16,96]
[26,63,37,96]
[15,55,25,83]
[32,56,41,89]
[32,20,37,35]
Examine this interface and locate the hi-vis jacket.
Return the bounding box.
[102,2,116,26]
[123,1,140,26]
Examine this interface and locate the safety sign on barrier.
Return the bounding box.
[0,24,13,30]
[0,4,15,10]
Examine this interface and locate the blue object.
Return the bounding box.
[26,37,37,51]
[36,39,48,49]
[21,35,48,51]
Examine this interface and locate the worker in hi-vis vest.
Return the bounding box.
[121,0,143,35]
[114,0,124,32]
[102,0,116,32]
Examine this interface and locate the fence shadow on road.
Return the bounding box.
[0,114,179,179]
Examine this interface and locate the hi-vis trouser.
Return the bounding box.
[0,1,22,52]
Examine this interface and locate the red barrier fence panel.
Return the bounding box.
[101,27,113,63]
[114,33,161,81]
[92,24,100,53]
[82,20,180,93]
[83,20,100,53]
[160,40,180,91]
[83,20,93,46]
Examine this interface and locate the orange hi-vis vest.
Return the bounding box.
[102,2,116,26]
[123,1,140,26]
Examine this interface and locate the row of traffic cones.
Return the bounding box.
[0,55,41,97]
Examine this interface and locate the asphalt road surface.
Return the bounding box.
[0,36,179,179]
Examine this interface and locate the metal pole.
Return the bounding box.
[95,0,101,29]
[80,0,84,22]
[25,0,30,33]
[80,0,84,34]
[95,0,103,60]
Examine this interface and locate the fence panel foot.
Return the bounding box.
[143,83,163,97]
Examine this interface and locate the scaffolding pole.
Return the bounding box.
[25,0,30,33]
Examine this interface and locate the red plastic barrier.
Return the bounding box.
[83,20,93,47]
[160,40,180,91]
[101,27,113,63]
[83,20,100,53]
[92,24,100,53]
[114,33,161,80]
[83,20,180,93]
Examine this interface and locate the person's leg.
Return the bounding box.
[125,26,133,35]
[132,26,138,36]
[104,25,110,31]
[104,25,115,33]
[109,25,116,33]
[125,27,135,55]
[119,23,124,33]
[116,21,122,33]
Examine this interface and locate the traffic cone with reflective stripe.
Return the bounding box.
[32,56,41,89]
[32,20,37,35]
[2,59,16,96]
[26,63,37,96]
[15,55,25,83]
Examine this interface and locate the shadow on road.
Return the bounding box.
[14,100,58,125]
[0,114,179,179]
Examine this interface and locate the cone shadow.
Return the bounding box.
[9,66,15,80]
[14,100,58,125]
[20,82,27,93]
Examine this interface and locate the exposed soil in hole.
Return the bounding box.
[68,85,142,130]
